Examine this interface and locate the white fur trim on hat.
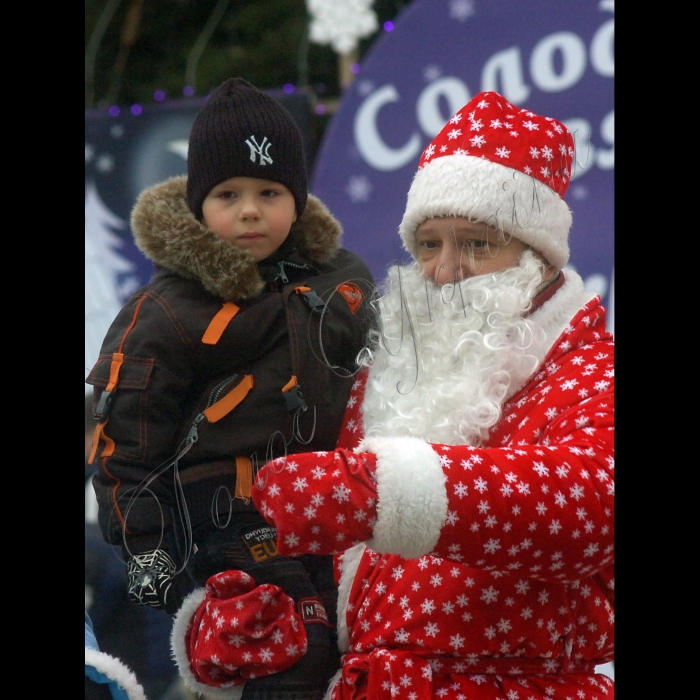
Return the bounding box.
[358,436,448,559]
[170,588,244,700]
[399,154,572,269]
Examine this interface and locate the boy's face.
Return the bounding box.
[202,176,297,262]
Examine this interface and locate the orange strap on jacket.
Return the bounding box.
[88,421,115,464]
[295,286,312,294]
[203,375,255,423]
[235,456,253,502]
[87,350,126,465]
[90,296,149,462]
[281,375,298,393]
[105,352,124,391]
[202,302,240,345]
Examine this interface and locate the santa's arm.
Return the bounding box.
[364,389,614,581]
[253,388,613,582]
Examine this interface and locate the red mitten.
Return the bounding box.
[171,570,307,696]
[252,449,379,556]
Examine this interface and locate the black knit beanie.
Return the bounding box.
[186,77,308,221]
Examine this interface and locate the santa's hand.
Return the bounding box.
[252,449,378,556]
[171,570,308,697]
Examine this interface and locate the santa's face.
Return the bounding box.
[414,217,555,286]
[361,251,554,446]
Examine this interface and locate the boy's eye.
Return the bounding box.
[418,240,440,250]
[218,191,237,199]
[260,189,278,197]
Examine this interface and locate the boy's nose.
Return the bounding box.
[240,197,261,219]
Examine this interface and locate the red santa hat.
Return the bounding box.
[399,91,575,270]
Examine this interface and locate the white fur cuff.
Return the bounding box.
[170,588,244,700]
[358,436,448,559]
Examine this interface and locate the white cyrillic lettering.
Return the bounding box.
[596,110,614,170]
[416,77,470,138]
[590,19,614,77]
[530,32,587,92]
[481,46,530,104]
[354,84,421,171]
[564,118,595,181]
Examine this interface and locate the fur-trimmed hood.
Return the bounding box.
[130,175,343,301]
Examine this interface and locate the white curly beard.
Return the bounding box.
[360,250,553,447]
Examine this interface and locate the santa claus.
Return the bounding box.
[171,92,614,700]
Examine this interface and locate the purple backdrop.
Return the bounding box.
[311,0,614,317]
[86,0,614,381]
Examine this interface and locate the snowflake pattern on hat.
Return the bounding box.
[419,92,575,197]
[399,91,575,269]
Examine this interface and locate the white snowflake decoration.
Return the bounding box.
[306,0,379,54]
[449,0,475,22]
[85,182,137,382]
[346,175,372,202]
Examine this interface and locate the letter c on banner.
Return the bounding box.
[416,77,470,138]
[354,84,422,171]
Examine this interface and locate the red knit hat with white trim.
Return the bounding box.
[399,91,575,269]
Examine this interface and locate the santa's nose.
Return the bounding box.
[432,251,467,285]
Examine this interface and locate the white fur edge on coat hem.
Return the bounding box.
[336,542,366,653]
[323,668,344,700]
[358,436,447,559]
[85,647,148,700]
[170,588,244,700]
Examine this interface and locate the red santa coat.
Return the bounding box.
[254,276,614,700]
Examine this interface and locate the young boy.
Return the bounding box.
[87,77,375,699]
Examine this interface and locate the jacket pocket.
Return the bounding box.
[86,354,155,462]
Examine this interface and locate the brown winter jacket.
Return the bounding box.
[86,176,375,557]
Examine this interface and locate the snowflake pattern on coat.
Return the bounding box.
[253,296,614,699]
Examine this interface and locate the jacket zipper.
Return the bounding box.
[179,374,239,452]
[277,260,312,284]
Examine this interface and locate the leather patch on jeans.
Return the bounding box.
[298,596,331,626]
[241,525,279,563]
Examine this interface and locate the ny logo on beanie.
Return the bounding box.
[186,77,308,220]
[245,135,273,166]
